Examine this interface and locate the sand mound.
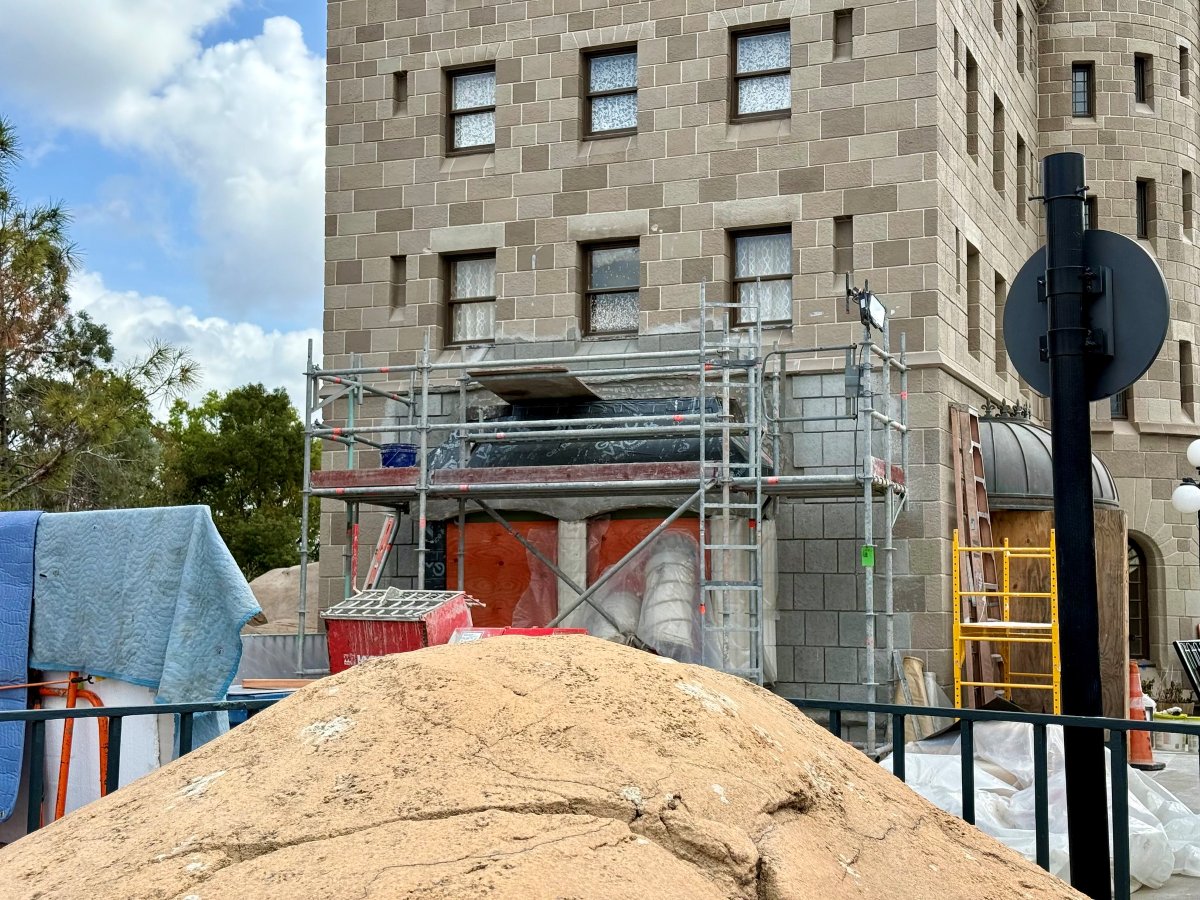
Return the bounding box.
[0,636,1080,899]
[244,563,319,633]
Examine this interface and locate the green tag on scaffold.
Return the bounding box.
[861,545,875,567]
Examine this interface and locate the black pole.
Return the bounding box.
[1043,151,1112,899]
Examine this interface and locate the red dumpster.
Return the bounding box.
[322,589,472,673]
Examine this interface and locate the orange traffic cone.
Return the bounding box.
[1129,662,1165,771]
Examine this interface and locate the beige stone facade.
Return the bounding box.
[323,0,1200,695]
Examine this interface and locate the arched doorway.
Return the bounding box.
[1128,538,1151,661]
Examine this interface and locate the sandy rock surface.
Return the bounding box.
[244,563,320,633]
[0,636,1081,899]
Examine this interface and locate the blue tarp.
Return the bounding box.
[0,510,40,823]
[30,506,261,746]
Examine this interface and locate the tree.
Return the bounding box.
[0,117,196,509]
[161,384,317,579]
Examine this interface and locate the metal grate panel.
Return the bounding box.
[321,587,468,621]
[1174,640,1200,698]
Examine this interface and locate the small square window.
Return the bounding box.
[446,254,496,344]
[732,27,791,120]
[584,243,640,336]
[585,48,637,136]
[448,67,495,153]
[1072,63,1094,117]
[731,229,792,325]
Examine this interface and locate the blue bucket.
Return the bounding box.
[381,442,418,467]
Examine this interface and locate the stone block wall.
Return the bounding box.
[318,0,1200,694]
[1041,0,1200,667]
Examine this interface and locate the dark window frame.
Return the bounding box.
[446,65,496,156]
[1128,539,1151,661]
[833,10,853,60]
[730,24,793,123]
[1083,195,1098,230]
[1016,7,1025,74]
[965,50,979,156]
[582,239,641,337]
[1182,340,1195,409]
[1016,134,1027,223]
[729,226,794,328]
[1181,46,1191,99]
[583,45,638,139]
[992,94,1005,193]
[443,252,497,346]
[1185,170,1194,235]
[1136,178,1153,239]
[1110,388,1129,420]
[1072,62,1095,118]
[1134,54,1151,105]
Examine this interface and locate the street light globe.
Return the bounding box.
[1172,481,1200,514]
[1187,438,1200,469]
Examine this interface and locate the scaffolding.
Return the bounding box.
[952,530,1062,713]
[297,299,908,712]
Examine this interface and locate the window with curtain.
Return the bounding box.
[446,254,496,344]
[448,67,495,152]
[584,242,639,335]
[586,48,637,136]
[731,229,792,325]
[732,27,791,119]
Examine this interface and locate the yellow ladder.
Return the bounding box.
[952,529,1061,713]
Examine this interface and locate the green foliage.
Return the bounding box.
[161,383,317,579]
[0,117,196,510]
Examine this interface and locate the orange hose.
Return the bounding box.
[53,674,80,821]
[39,685,109,800]
[0,678,74,692]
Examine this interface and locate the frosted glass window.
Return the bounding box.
[585,243,639,335]
[587,49,637,135]
[448,254,496,343]
[449,68,495,151]
[733,28,791,118]
[732,230,792,324]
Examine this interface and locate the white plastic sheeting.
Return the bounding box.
[880,722,1200,891]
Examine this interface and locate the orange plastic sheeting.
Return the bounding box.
[445,520,559,628]
[586,517,704,596]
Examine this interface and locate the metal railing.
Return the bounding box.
[789,697,1200,900]
[0,698,282,835]
[11,694,1195,899]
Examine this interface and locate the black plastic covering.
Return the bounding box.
[427,397,756,471]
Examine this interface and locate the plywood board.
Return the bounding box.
[445,519,559,628]
[991,508,1129,718]
[469,366,599,402]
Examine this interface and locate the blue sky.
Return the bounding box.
[0,1,328,408]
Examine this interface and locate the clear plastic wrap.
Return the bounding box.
[881,721,1200,890]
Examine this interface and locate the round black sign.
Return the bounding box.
[1005,229,1169,401]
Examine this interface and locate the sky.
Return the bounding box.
[0,0,327,410]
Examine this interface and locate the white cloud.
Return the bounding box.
[71,270,320,414]
[0,3,324,327]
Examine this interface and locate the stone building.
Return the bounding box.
[320,0,1200,701]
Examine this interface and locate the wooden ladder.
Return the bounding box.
[950,404,1000,707]
[363,512,400,591]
